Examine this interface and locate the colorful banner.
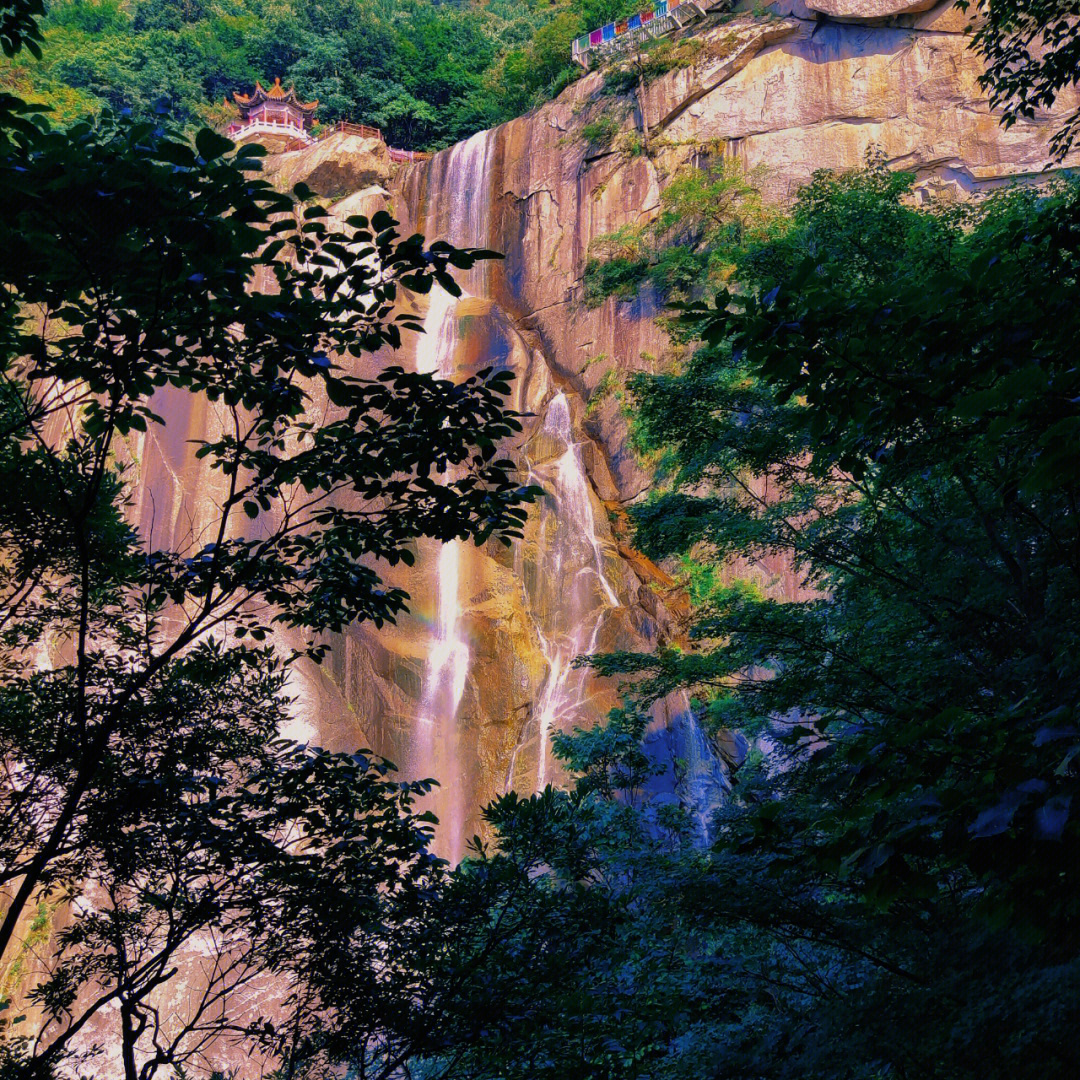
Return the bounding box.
[579,0,691,53]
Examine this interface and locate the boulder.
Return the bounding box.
[805,0,938,17]
[264,131,390,197]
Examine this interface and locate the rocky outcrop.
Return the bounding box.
[263,130,389,197]
[396,3,1075,508]
[805,0,938,16]
[125,2,1079,856]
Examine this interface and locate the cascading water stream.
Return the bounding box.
[412,130,494,861]
[525,391,621,789]
[412,130,725,839]
[413,286,470,858]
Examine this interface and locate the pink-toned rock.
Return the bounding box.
[805,0,938,17]
[263,130,390,197]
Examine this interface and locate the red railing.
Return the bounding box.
[318,119,383,141]
[267,118,430,164]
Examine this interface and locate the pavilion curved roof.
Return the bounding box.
[233,78,318,116]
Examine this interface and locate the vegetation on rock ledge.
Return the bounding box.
[582,155,776,305]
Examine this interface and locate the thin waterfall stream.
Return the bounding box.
[413,285,470,859]
[411,130,495,862]
[527,391,620,789]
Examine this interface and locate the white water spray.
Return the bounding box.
[529,392,621,789]
[411,129,496,860]
[411,285,471,860]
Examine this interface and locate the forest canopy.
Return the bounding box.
[0,0,651,148]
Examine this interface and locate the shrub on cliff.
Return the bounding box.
[582,157,777,306]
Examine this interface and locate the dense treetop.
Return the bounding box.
[6,2,1080,157]
[0,0,649,149]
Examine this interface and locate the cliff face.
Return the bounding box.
[131,3,1076,861]
[442,2,1074,497]
[10,5,1076,1070]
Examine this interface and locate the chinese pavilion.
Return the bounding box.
[226,78,318,149]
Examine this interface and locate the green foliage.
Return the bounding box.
[0,3,537,1073]
[582,155,776,305]
[491,9,583,118]
[585,366,621,415]
[1,0,750,147]
[619,128,645,155]
[424,735,707,1080]
[580,107,621,148]
[581,160,1080,1075]
[963,0,1080,159]
[582,251,650,304]
[0,0,42,58]
[0,0,656,148]
[604,31,706,93]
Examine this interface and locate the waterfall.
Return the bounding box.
[670,691,729,841]
[409,127,725,841]
[527,392,620,789]
[412,286,470,859]
[411,129,495,862]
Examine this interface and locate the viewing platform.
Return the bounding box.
[572,1,711,68]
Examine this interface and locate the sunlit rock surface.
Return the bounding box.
[263,129,389,197]
[804,0,938,16]
[119,1,1079,864]
[15,3,1080,1072]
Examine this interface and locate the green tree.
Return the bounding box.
[582,157,774,306]
[964,0,1080,159]
[0,2,536,1072]
[2,1,608,147]
[420,163,1080,1080]
[419,714,719,1080]
[586,159,1080,1077]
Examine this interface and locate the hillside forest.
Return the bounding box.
[0,0,657,148]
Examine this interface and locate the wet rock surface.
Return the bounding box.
[125,2,1080,860]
